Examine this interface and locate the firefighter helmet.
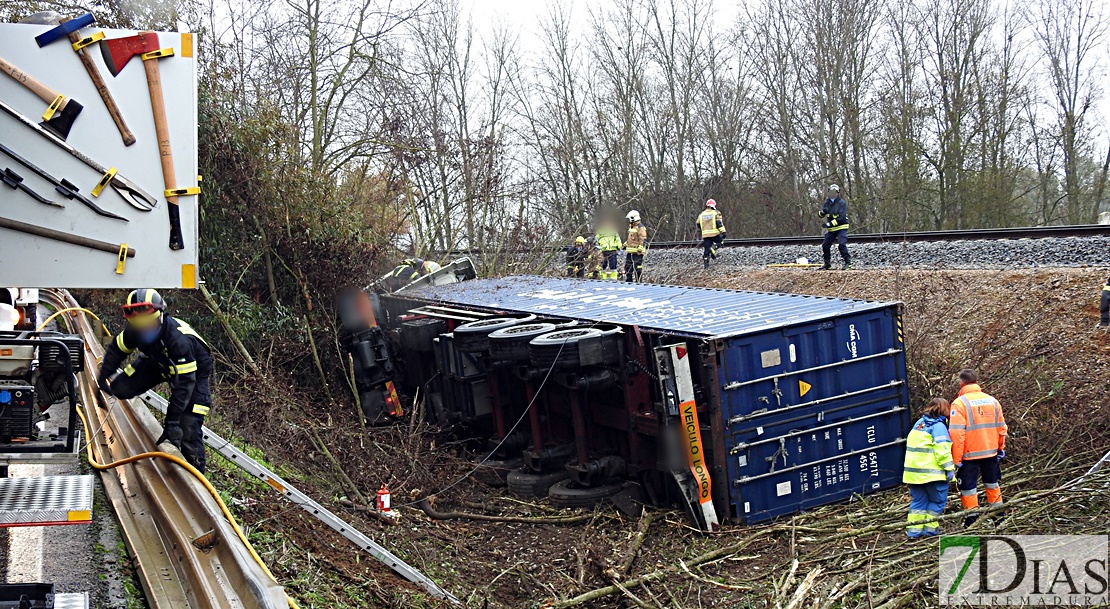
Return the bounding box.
[575,236,586,245]
[705,199,717,209]
[829,184,840,193]
[421,260,442,274]
[122,288,166,328]
[626,210,641,224]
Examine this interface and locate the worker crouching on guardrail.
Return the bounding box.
[903,397,956,538]
[96,289,213,473]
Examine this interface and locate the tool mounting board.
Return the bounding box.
[0,22,198,288]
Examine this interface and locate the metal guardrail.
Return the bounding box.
[43,290,288,609]
[441,223,1110,255]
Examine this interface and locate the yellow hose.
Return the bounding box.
[75,407,301,609]
[37,307,111,336]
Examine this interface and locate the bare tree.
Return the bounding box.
[1028,0,1108,223]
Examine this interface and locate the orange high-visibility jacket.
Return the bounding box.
[949,384,1007,465]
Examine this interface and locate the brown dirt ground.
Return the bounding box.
[206,267,1110,608]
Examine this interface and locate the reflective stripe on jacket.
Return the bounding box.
[820,196,849,231]
[697,210,725,238]
[597,229,622,252]
[903,415,956,484]
[625,225,648,254]
[949,384,1007,465]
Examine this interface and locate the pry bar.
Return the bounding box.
[0,142,127,222]
[0,98,156,211]
[1,167,62,208]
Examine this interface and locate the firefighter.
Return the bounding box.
[697,199,727,269]
[383,257,437,292]
[903,398,956,538]
[624,210,648,283]
[1100,277,1109,327]
[96,289,213,473]
[566,236,588,278]
[596,220,623,280]
[818,184,851,270]
[949,369,1007,527]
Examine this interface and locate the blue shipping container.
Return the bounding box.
[390,277,910,524]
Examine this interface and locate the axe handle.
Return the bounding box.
[0,215,136,257]
[63,22,135,146]
[142,56,185,250]
[0,55,69,108]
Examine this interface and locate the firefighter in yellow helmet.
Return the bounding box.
[566,236,588,278]
[624,210,648,282]
[96,289,213,472]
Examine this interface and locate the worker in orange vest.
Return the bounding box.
[949,369,1007,527]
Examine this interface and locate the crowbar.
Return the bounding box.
[0,98,156,212]
[0,215,136,257]
[0,141,127,221]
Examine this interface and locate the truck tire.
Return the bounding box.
[548,479,626,509]
[488,323,557,361]
[529,327,621,370]
[506,469,569,498]
[472,457,523,487]
[454,316,535,353]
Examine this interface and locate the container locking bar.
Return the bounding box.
[732,438,906,485]
[721,348,902,392]
[728,380,905,425]
[729,406,908,454]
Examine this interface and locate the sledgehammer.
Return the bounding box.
[100,31,185,250]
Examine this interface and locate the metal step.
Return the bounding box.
[138,391,460,604]
[0,475,92,527]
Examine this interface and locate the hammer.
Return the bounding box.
[0,54,83,139]
[34,13,136,146]
[100,31,185,250]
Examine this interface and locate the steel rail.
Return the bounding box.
[442,223,1110,255]
[42,289,288,609]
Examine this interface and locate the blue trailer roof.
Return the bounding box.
[397,276,898,339]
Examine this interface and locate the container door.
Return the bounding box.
[718,305,910,524]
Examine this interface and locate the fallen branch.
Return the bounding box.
[613,511,654,578]
[337,499,401,525]
[550,529,773,608]
[416,498,592,525]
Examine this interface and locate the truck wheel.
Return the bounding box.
[528,328,602,369]
[488,323,557,361]
[454,316,535,353]
[548,479,626,509]
[472,457,523,487]
[506,469,569,498]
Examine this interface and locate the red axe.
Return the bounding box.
[100,32,185,250]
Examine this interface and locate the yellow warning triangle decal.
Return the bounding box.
[799,380,812,397]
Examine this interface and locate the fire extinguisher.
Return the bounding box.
[376,484,391,512]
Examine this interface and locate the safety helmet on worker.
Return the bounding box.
[626,210,641,224]
[122,288,166,331]
[575,236,586,245]
[402,257,424,268]
[828,184,840,193]
[421,260,441,274]
[705,199,716,209]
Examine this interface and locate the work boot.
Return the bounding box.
[822,255,832,270]
[841,263,852,270]
[703,258,710,269]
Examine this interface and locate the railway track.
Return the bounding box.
[444,223,1110,255]
[41,289,291,609]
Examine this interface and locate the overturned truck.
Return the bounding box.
[340,265,910,529]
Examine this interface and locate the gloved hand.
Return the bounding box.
[719,233,726,240]
[155,422,183,448]
[97,374,114,396]
[818,210,827,218]
[996,449,1006,461]
[823,220,832,229]
[946,470,955,482]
